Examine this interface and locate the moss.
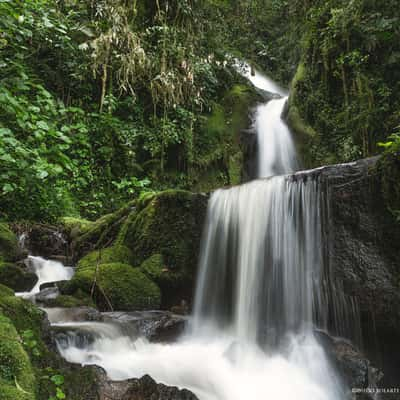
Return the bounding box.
[119,190,207,307]
[45,294,94,308]
[61,217,94,240]
[0,223,19,262]
[72,201,136,260]
[123,190,207,272]
[0,315,36,399]
[77,245,134,270]
[0,285,45,348]
[0,262,37,292]
[66,262,160,311]
[140,254,183,306]
[287,62,337,168]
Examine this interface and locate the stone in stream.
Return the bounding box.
[102,310,187,342]
[93,367,198,400]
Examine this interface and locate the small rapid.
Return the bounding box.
[16,255,74,298]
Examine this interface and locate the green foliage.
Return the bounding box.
[0,0,263,221]
[289,0,400,165]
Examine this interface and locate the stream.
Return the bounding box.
[16,64,351,400]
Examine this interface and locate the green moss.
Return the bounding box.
[72,201,135,259]
[77,245,134,270]
[45,294,94,308]
[61,217,94,239]
[123,190,206,272]
[66,262,160,311]
[0,223,19,262]
[0,262,37,292]
[0,285,45,348]
[0,315,36,400]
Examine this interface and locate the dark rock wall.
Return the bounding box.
[299,157,400,388]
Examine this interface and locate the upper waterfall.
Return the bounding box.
[236,62,299,178]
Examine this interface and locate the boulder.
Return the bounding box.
[93,368,198,400]
[0,261,37,292]
[102,311,187,343]
[62,262,161,311]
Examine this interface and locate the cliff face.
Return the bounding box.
[295,157,400,386]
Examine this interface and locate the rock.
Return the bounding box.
[316,330,383,400]
[62,262,161,311]
[45,307,103,324]
[102,311,186,342]
[0,261,37,292]
[93,368,198,400]
[35,287,60,302]
[22,223,70,259]
[121,190,208,308]
[293,157,400,387]
[122,374,198,400]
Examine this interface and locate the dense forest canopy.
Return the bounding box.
[0,0,399,222]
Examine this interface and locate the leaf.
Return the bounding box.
[37,170,49,179]
[2,183,14,193]
[51,374,65,386]
[37,120,50,131]
[56,387,66,399]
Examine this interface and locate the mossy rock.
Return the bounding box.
[0,262,37,292]
[121,190,207,282]
[0,285,101,400]
[0,223,19,262]
[44,294,94,308]
[140,254,187,307]
[77,245,134,270]
[71,201,136,260]
[61,217,94,239]
[65,263,160,311]
[0,315,36,399]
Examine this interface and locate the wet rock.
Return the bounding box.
[316,330,382,394]
[35,287,60,302]
[46,306,103,324]
[102,311,187,342]
[122,374,198,400]
[22,223,70,259]
[293,157,400,385]
[93,368,198,400]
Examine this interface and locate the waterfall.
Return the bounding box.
[48,64,353,400]
[193,176,322,348]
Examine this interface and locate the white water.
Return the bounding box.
[16,256,74,298]
[53,64,346,399]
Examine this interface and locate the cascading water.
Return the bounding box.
[16,256,74,298]
[51,64,352,399]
